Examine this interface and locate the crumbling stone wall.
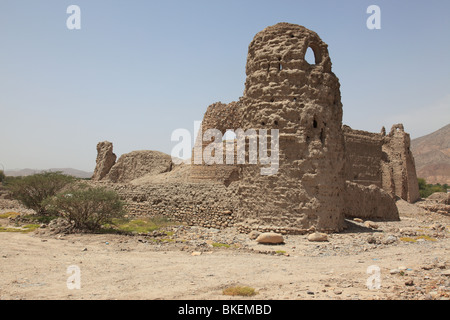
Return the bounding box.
[343,181,399,221]
[343,126,383,187]
[106,150,173,183]
[235,23,347,233]
[91,23,420,234]
[103,181,239,229]
[92,141,116,181]
[92,142,173,184]
[190,101,242,185]
[381,124,420,203]
[343,124,420,204]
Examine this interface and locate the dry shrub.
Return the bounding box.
[222,286,258,297]
[44,184,124,232]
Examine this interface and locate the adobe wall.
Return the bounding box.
[90,23,421,234]
[343,124,420,204]
[106,150,173,183]
[189,101,242,185]
[235,23,347,233]
[343,181,399,221]
[342,126,383,187]
[381,124,420,203]
[102,181,240,230]
[92,144,173,184]
[92,141,116,181]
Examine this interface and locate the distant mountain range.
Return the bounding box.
[5,168,93,179]
[411,124,450,185]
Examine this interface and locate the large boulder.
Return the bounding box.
[255,232,284,244]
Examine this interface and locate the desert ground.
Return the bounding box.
[0,198,449,301]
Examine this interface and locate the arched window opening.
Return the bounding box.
[305,44,322,65]
[305,47,316,65]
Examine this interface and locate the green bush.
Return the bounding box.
[0,170,5,183]
[5,172,75,214]
[418,178,448,198]
[2,176,23,186]
[44,185,125,232]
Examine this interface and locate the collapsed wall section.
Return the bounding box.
[92,141,116,181]
[381,124,420,203]
[91,141,174,184]
[106,150,173,183]
[343,181,399,221]
[190,101,242,185]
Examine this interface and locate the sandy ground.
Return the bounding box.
[0,200,449,300]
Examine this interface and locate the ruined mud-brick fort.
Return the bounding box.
[92,23,420,234]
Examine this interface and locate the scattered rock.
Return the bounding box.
[382,235,398,245]
[353,218,363,223]
[441,270,450,277]
[364,221,379,229]
[405,279,414,286]
[431,223,445,231]
[367,235,380,244]
[390,269,401,275]
[399,228,417,236]
[427,291,439,300]
[256,232,284,244]
[307,233,328,242]
[249,230,261,240]
[47,218,73,234]
[191,251,202,256]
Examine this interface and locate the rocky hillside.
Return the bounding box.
[411,124,450,185]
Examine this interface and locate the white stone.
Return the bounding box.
[307,232,328,242]
[256,232,284,244]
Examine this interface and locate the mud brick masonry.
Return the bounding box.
[92,23,420,234]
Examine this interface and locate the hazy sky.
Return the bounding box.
[1,0,449,172]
